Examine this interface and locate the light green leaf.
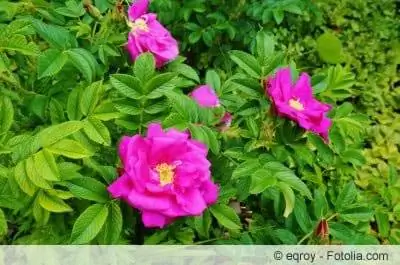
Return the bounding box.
[80,81,104,116]
[33,149,60,181]
[0,33,39,56]
[65,48,96,82]
[229,50,261,79]
[67,88,83,121]
[32,19,73,49]
[70,203,109,244]
[194,209,211,238]
[25,156,51,189]
[37,121,84,147]
[278,182,295,218]
[47,139,93,159]
[0,95,14,133]
[205,70,221,92]
[0,209,8,237]
[250,169,277,194]
[143,72,177,94]
[114,103,141,116]
[110,74,142,99]
[83,117,111,146]
[38,190,72,213]
[209,204,241,230]
[14,161,37,196]
[97,202,123,244]
[274,171,312,199]
[170,63,199,83]
[133,52,155,84]
[65,177,109,203]
[232,159,261,180]
[335,182,357,211]
[37,49,68,79]
[316,32,343,64]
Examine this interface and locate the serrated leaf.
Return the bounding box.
[335,182,357,211]
[210,204,241,230]
[25,156,51,189]
[202,126,220,154]
[194,209,211,238]
[133,52,155,84]
[313,189,328,218]
[294,197,312,233]
[37,49,68,79]
[110,74,142,99]
[143,73,177,94]
[65,177,108,203]
[47,139,93,159]
[205,70,221,92]
[97,202,123,244]
[83,118,111,146]
[250,169,277,194]
[0,34,39,56]
[171,63,199,83]
[32,19,74,49]
[0,209,8,237]
[66,48,96,82]
[0,96,14,133]
[115,103,141,116]
[33,149,60,181]
[232,159,261,180]
[80,81,104,116]
[67,88,83,121]
[229,50,261,79]
[70,203,109,244]
[278,182,295,218]
[14,161,37,196]
[37,121,84,147]
[38,190,72,213]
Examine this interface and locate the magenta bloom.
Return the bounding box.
[108,123,218,228]
[190,85,220,107]
[126,0,179,67]
[266,67,332,141]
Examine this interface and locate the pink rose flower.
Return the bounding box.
[126,0,179,67]
[189,85,220,107]
[266,67,332,141]
[108,123,218,228]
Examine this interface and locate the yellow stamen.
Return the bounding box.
[128,18,149,34]
[289,98,304,111]
[155,163,175,186]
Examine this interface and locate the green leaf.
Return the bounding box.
[194,209,211,238]
[316,32,343,64]
[65,48,97,82]
[25,156,51,189]
[0,34,39,56]
[250,169,277,194]
[97,202,123,244]
[83,118,111,146]
[47,139,93,159]
[339,207,373,225]
[55,0,85,17]
[37,49,68,79]
[144,73,177,94]
[335,182,357,211]
[80,81,104,116]
[110,74,142,99]
[232,159,261,180]
[294,197,312,233]
[205,70,221,92]
[65,177,108,203]
[133,52,155,84]
[278,182,295,218]
[202,126,220,154]
[144,231,169,244]
[273,170,312,199]
[210,204,241,230]
[274,229,297,244]
[313,189,328,218]
[272,9,284,24]
[0,96,14,133]
[32,19,74,49]
[114,103,141,116]
[38,190,72,213]
[70,203,109,244]
[170,63,199,83]
[67,88,83,121]
[0,209,7,237]
[14,161,37,196]
[33,150,60,181]
[229,50,261,79]
[376,211,390,238]
[37,121,84,147]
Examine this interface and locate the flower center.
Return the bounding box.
[155,163,175,186]
[289,98,304,111]
[128,18,149,34]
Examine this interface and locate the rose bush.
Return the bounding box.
[0,0,392,245]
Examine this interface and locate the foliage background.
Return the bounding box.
[0,0,398,245]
